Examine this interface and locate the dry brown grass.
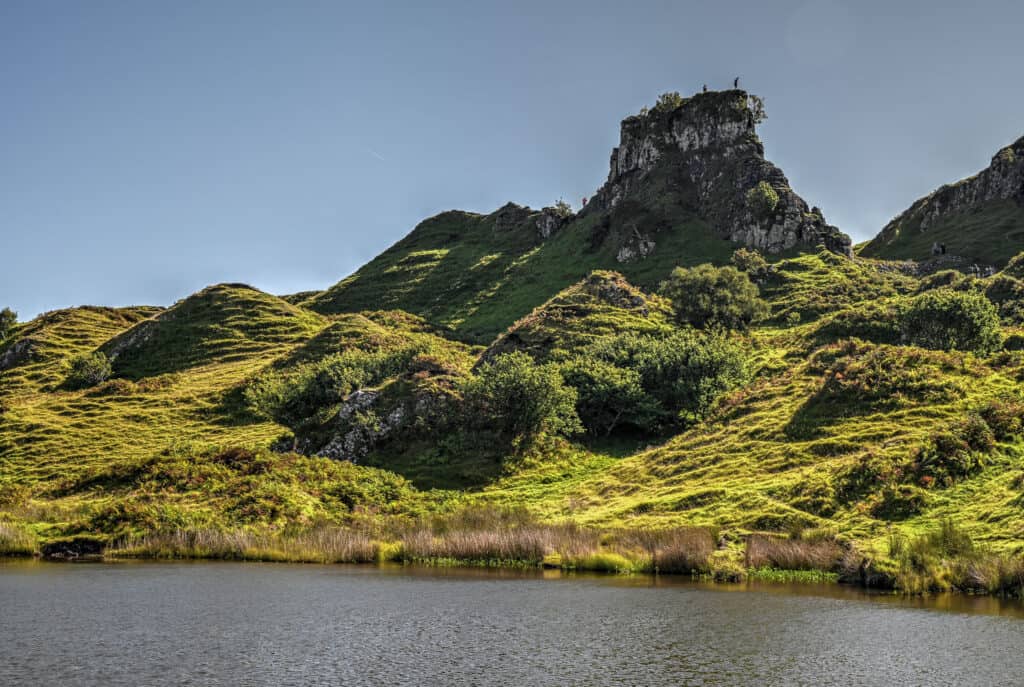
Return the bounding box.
[745,534,844,571]
[0,521,36,556]
[112,527,378,563]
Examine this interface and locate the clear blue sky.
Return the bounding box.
[3,0,1023,319]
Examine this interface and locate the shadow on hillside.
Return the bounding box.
[783,383,886,441]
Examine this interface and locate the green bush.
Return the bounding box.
[653,91,683,112]
[660,263,769,331]
[977,396,1024,439]
[245,347,422,430]
[912,414,994,486]
[745,181,779,217]
[65,351,113,389]
[900,289,1001,353]
[586,330,751,426]
[730,247,768,274]
[0,307,15,341]
[559,358,655,436]
[461,352,581,446]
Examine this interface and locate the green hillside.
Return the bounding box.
[306,203,740,344]
[861,136,1024,267]
[5,91,1024,594]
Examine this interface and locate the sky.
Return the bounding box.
[2,0,1023,319]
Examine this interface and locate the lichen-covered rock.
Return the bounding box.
[0,338,35,371]
[316,388,452,462]
[584,89,852,257]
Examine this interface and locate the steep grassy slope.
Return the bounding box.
[861,199,1024,267]
[861,135,1024,267]
[308,201,738,343]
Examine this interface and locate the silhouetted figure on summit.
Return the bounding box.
[702,84,708,93]
[734,76,739,88]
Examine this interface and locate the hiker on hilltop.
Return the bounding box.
[734,76,739,88]
[702,84,708,93]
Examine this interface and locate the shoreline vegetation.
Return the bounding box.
[4,511,1022,597]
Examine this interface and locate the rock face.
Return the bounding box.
[493,202,571,240]
[0,338,35,371]
[583,90,852,257]
[313,388,452,463]
[865,136,1024,260]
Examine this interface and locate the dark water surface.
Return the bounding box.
[2,560,1023,686]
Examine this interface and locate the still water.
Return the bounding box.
[2,559,1023,686]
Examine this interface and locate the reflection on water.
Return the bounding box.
[2,559,1022,686]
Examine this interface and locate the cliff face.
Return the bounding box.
[585,90,852,257]
[863,136,1024,267]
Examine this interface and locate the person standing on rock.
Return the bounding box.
[702,84,708,93]
[734,76,739,88]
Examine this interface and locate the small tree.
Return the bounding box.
[748,94,767,124]
[654,91,683,113]
[461,352,580,446]
[0,308,16,341]
[901,290,1001,354]
[65,351,113,389]
[730,247,768,275]
[660,263,769,331]
[586,331,751,426]
[559,358,654,435]
[553,199,573,218]
[745,181,779,217]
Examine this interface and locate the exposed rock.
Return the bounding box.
[102,317,162,362]
[916,138,1023,231]
[316,388,451,463]
[40,537,105,560]
[583,89,852,257]
[0,338,35,371]
[535,207,571,239]
[865,135,1024,264]
[493,202,532,232]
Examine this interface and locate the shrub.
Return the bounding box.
[245,347,424,430]
[552,199,572,218]
[912,414,994,486]
[660,263,769,331]
[730,247,768,275]
[0,307,15,341]
[65,351,113,389]
[461,352,581,445]
[1002,251,1024,279]
[653,91,683,112]
[900,289,1001,353]
[748,94,767,124]
[745,181,779,217]
[871,484,929,519]
[977,396,1024,439]
[586,330,751,426]
[559,358,655,435]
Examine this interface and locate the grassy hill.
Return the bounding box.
[4,248,1024,591]
[307,201,739,344]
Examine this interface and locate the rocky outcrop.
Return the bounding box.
[0,338,35,371]
[866,136,1024,257]
[583,90,852,257]
[493,202,571,241]
[314,388,452,463]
